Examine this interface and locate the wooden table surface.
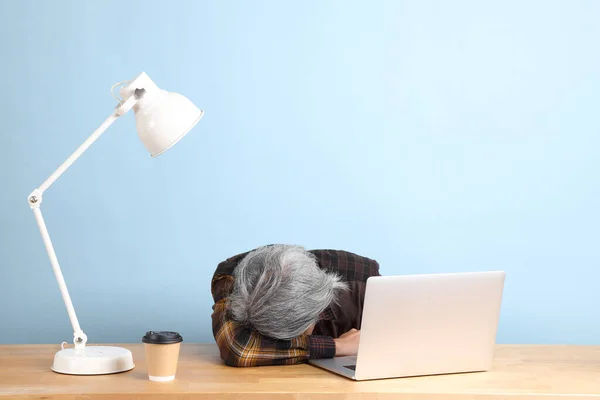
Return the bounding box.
[0,344,599,399]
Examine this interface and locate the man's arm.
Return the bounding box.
[332,328,361,357]
[211,275,336,366]
[211,273,337,367]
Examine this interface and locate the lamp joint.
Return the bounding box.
[28,189,43,209]
[73,331,88,350]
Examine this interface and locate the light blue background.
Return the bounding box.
[0,0,598,345]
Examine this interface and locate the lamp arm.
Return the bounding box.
[36,95,138,195]
[27,96,138,350]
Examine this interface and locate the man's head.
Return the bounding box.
[229,245,348,340]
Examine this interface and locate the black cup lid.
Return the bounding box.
[142,331,183,344]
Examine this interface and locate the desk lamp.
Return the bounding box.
[27,72,203,375]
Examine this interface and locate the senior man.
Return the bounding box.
[211,244,381,367]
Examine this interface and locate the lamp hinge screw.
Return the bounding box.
[29,196,38,204]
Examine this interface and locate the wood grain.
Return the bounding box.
[0,344,599,399]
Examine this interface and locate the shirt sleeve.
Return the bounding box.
[307,335,336,359]
[211,274,336,367]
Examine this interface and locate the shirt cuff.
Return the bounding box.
[308,335,336,359]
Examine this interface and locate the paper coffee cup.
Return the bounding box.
[142,331,183,382]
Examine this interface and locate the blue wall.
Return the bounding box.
[1,0,598,345]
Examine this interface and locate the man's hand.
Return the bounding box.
[333,328,360,357]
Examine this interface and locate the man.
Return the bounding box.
[211,244,381,367]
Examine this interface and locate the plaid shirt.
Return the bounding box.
[211,247,381,367]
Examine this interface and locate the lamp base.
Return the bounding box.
[51,346,135,375]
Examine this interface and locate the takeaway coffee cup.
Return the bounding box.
[142,331,183,382]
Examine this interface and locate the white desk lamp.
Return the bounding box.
[27,72,203,375]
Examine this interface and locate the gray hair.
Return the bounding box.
[229,245,348,340]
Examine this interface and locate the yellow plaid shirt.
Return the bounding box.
[211,247,381,367]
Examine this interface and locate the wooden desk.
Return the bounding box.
[0,344,599,399]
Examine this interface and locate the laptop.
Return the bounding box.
[309,271,506,381]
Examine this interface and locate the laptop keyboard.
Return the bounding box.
[344,365,356,371]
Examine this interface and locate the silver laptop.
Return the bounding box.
[309,271,505,381]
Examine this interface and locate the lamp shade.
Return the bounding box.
[120,72,203,157]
